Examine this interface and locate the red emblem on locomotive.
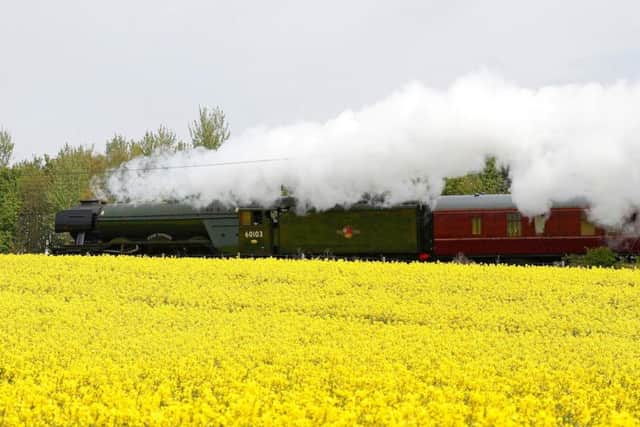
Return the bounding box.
[337,225,360,239]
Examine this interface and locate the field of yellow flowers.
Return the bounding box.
[0,255,639,426]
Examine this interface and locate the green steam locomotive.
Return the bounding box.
[54,199,432,259]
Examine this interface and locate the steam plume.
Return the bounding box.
[99,71,640,230]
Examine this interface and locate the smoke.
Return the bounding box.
[98,71,640,229]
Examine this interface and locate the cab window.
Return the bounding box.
[239,211,252,226]
[252,211,263,225]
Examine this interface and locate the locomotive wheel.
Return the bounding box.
[147,233,173,242]
[106,238,140,255]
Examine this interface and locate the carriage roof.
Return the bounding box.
[433,194,589,211]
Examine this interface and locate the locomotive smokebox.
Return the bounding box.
[54,200,103,233]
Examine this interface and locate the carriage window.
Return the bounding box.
[239,211,252,226]
[581,212,595,236]
[471,216,482,235]
[534,215,546,235]
[507,213,521,237]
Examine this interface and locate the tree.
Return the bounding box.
[105,134,134,167]
[46,144,101,214]
[13,157,51,253]
[0,167,19,253]
[0,128,18,252]
[12,145,105,253]
[131,125,185,156]
[189,106,230,150]
[0,128,14,167]
[442,157,511,195]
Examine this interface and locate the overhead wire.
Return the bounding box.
[111,157,291,172]
[7,157,292,178]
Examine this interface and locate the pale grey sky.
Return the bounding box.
[1,0,639,161]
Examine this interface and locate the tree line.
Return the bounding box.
[0,106,509,254]
[0,106,229,253]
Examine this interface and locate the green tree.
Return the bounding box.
[105,134,134,167]
[13,145,105,253]
[0,128,18,251]
[46,144,102,214]
[0,167,19,253]
[189,106,230,150]
[132,125,183,156]
[13,158,51,252]
[0,128,14,167]
[443,157,511,195]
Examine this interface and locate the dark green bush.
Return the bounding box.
[565,247,618,268]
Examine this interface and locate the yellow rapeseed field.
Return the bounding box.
[0,255,639,426]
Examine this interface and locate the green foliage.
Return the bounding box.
[565,247,618,268]
[189,106,230,150]
[442,157,511,195]
[132,125,183,156]
[105,126,191,166]
[0,128,14,168]
[46,144,102,211]
[0,167,19,252]
[13,158,52,253]
[10,146,103,253]
[2,81,237,255]
[2,107,233,252]
[105,134,135,167]
[0,128,18,251]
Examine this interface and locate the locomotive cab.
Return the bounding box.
[238,208,277,256]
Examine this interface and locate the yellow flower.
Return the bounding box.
[0,254,638,425]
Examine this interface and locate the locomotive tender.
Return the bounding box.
[54,194,639,261]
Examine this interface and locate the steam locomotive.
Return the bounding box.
[53,194,640,261]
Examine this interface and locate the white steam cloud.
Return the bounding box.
[99,71,640,230]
